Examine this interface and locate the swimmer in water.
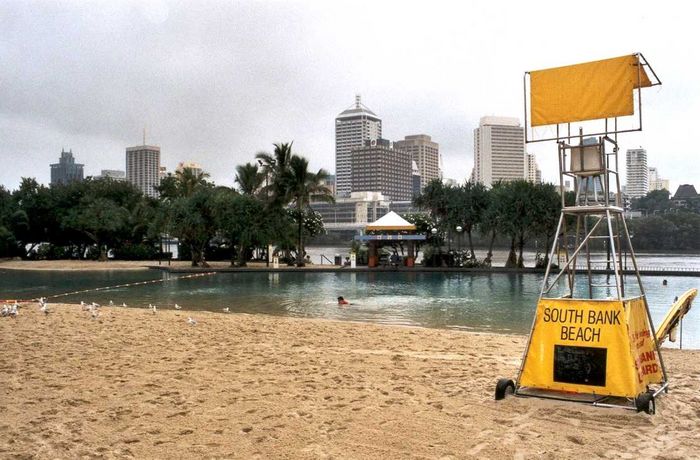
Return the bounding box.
[337,296,349,306]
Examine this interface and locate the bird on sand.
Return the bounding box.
[121,302,127,307]
[187,317,197,326]
[81,301,90,311]
[174,304,182,310]
[223,307,230,313]
[1,305,9,317]
[92,302,100,308]
[91,309,99,320]
[109,300,114,306]
[151,304,157,315]
[40,303,49,315]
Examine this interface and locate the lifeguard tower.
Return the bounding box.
[495,54,667,414]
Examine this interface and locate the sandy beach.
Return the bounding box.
[1,303,699,459]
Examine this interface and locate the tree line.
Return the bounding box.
[2,150,698,266]
[0,143,333,267]
[413,179,562,268]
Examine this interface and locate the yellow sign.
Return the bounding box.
[520,296,662,397]
[529,54,653,127]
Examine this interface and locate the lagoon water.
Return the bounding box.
[2,267,698,349]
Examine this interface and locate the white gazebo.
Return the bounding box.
[356,211,425,267]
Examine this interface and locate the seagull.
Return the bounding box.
[1,305,9,317]
[223,307,230,313]
[121,302,127,307]
[92,302,100,309]
[91,309,99,320]
[81,301,91,311]
[40,303,49,315]
[151,304,157,315]
[187,317,197,326]
[109,300,114,306]
[174,304,182,310]
[9,304,18,318]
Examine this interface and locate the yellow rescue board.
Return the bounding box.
[655,289,697,345]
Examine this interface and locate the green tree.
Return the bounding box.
[235,162,264,196]
[632,189,671,215]
[167,186,218,267]
[447,181,488,259]
[255,142,294,204]
[11,178,57,257]
[283,155,334,266]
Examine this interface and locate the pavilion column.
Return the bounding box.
[407,242,415,267]
[368,242,378,268]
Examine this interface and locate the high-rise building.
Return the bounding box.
[471,116,525,187]
[176,161,204,177]
[526,153,541,184]
[411,161,422,198]
[394,135,440,190]
[126,144,161,198]
[350,139,412,201]
[625,148,648,199]
[97,169,126,181]
[648,166,670,192]
[50,149,84,186]
[335,95,382,197]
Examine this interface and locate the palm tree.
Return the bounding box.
[235,162,264,196]
[283,155,334,266]
[255,142,294,203]
[175,167,210,197]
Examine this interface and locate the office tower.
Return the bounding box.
[625,148,648,199]
[526,153,542,184]
[50,149,84,185]
[126,143,161,198]
[648,166,670,192]
[335,95,382,197]
[394,135,440,191]
[350,139,412,201]
[176,161,204,177]
[321,174,336,196]
[97,169,126,181]
[411,161,422,197]
[471,116,525,187]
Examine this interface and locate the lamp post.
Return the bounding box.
[456,225,463,251]
[258,159,273,267]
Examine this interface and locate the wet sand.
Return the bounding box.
[1,303,699,459]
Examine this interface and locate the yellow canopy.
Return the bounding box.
[529,54,653,127]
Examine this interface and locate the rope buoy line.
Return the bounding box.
[4,272,217,304]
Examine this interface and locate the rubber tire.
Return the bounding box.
[635,392,655,415]
[495,378,515,400]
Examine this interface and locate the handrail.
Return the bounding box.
[320,254,334,265]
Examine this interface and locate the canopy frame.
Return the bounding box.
[523,53,661,144]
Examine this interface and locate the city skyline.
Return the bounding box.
[1,1,697,194]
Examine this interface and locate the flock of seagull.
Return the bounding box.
[1,297,233,326]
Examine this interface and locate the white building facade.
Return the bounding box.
[625,148,649,199]
[471,116,525,187]
[335,95,382,197]
[126,144,161,198]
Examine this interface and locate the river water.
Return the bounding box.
[2,266,698,349]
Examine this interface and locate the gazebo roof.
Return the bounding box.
[366,211,416,231]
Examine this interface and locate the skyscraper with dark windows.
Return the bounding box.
[50,149,84,186]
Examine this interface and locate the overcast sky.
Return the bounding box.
[1,0,697,193]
